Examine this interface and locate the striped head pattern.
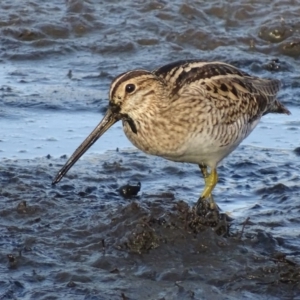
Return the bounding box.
[108,69,166,119]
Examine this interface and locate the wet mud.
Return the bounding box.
[1,0,300,299]
[1,147,300,299]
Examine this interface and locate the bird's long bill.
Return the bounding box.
[52,108,119,185]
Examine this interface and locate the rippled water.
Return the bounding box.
[1,0,300,299]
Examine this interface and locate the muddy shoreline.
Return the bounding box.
[1,0,300,298]
[1,147,300,299]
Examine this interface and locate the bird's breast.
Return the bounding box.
[121,113,261,168]
[122,118,187,158]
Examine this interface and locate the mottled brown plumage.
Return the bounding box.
[52,60,290,212]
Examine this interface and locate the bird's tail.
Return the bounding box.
[267,99,291,115]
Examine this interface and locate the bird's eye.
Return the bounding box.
[125,84,136,93]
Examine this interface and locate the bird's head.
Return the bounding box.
[52,69,164,184]
[109,70,164,123]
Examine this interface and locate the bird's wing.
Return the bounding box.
[181,75,281,123]
[155,61,288,124]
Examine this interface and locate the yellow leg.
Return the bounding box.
[197,165,218,210]
[201,168,218,199]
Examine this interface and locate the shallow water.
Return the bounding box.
[1,0,300,299]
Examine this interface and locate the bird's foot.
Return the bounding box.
[195,196,232,236]
[196,194,218,216]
